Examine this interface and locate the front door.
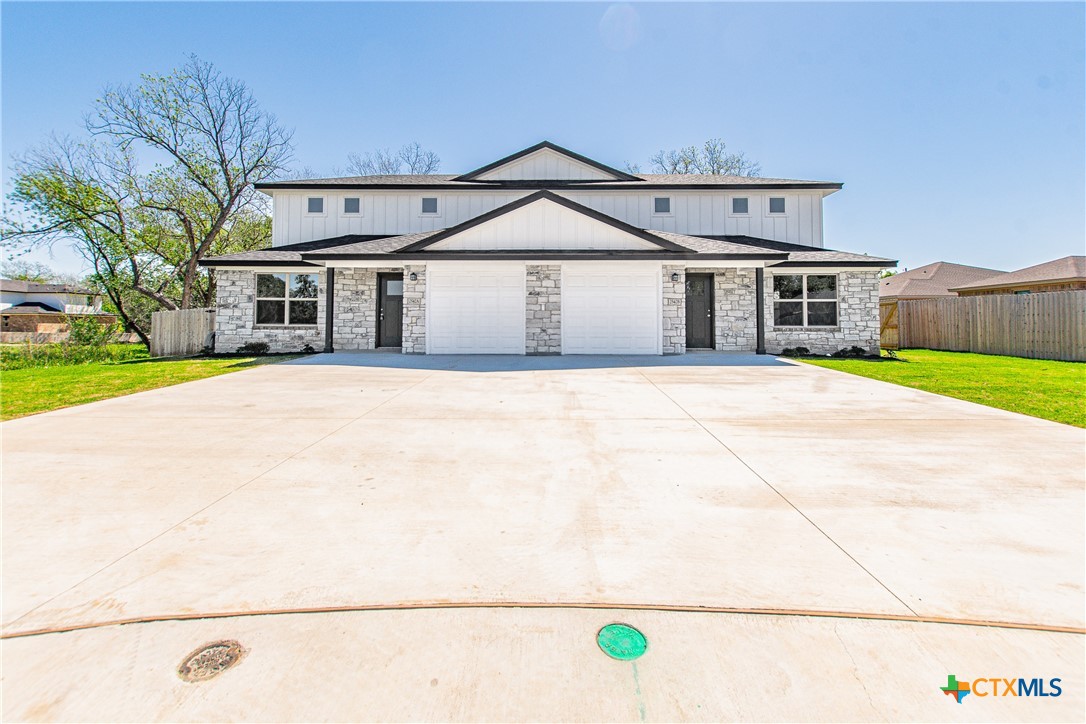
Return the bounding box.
[685,273,714,349]
[377,273,404,347]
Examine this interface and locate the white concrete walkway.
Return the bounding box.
[3,353,1083,720]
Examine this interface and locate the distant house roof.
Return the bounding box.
[2,301,63,314]
[0,279,97,296]
[880,262,1004,300]
[948,256,1086,293]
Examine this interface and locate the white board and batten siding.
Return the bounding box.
[270,190,826,248]
[473,148,616,181]
[426,199,660,251]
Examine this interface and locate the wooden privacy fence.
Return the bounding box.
[890,291,1086,362]
[151,308,216,357]
[879,301,900,350]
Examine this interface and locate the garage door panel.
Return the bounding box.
[428,265,525,354]
[563,265,660,355]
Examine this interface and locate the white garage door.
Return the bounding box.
[427,264,525,354]
[562,264,660,354]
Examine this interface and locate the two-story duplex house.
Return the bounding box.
[202,142,895,356]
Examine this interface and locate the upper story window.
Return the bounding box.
[306,197,324,214]
[343,197,360,214]
[772,274,838,327]
[256,273,319,326]
[731,197,749,214]
[653,197,671,214]
[768,197,786,214]
[421,197,439,215]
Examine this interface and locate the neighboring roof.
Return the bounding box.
[879,261,1005,299]
[949,256,1086,293]
[452,141,641,183]
[2,301,63,313]
[0,279,97,295]
[256,174,841,192]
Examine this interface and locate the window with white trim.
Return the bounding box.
[653,197,671,214]
[731,197,749,214]
[772,274,838,327]
[768,197,786,214]
[306,197,324,214]
[256,273,319,326]
[421,197,439,214]
[343,197,360,214]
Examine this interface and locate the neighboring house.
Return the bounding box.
[880,262,1004,302]
[0,279,115,340]
[202,141,896,356]
[949,256,1086,296]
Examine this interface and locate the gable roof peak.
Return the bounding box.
[453,141,641,183]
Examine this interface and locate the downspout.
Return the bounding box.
[755,267,766,355]
[324,267,335,354]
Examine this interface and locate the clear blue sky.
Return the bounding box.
[3,1,1084,275]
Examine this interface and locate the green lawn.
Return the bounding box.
[1,349,295,421]
[800,349,1086,428]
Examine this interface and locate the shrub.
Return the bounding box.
[780,346,811,357]
[236,341,270,355]
[301,344,316,354]
[831,346,870,359]
[66,315,118,347]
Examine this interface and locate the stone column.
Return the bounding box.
[402,265,427,353]
[526,264,561,354]
[662,265,686,354]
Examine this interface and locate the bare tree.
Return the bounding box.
[643,138,761,176]
[87,55,293,307]
[345,143,440,175]
[397,142,441,174]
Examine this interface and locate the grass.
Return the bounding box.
[1,346,297,420]
[1,342,147,370]
[799,348,1086,428]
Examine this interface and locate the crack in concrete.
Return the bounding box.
[626,359,921,619]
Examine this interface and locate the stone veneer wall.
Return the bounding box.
[711,268,758,352]
[331,267,402,350]
[214,269,325,353]
[402,264,426,353]
[662,265,686,354]
[525,265,561,354]
[763,269,881,355]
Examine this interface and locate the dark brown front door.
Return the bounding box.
[377,273,404,347]
[685,273,714,349]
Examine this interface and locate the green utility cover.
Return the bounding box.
[597,624,647,660]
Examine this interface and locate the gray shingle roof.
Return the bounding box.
[694,235,895,265]
[203,231,893,266]
[256,173,840,190]
[0,279,97,295]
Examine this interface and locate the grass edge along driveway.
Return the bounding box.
[800,348,1085,428]
[1,355,295,421]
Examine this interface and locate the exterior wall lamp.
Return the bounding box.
[671,272,680,282]
[409,272,418,281]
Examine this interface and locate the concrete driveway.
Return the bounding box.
[3,353,1083,721]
